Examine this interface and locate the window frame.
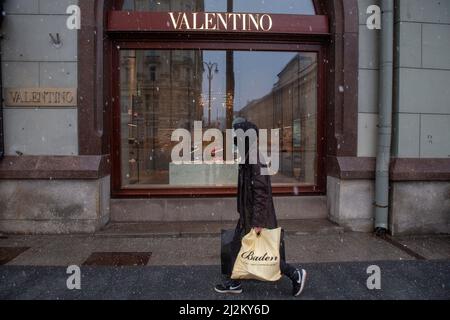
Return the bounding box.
[108,6,329,198]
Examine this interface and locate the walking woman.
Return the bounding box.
[214,118,307,297]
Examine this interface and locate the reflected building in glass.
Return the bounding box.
[239,53,317,185]
[120,1,204,186]
[120,49,319,188]
[121,0,205,11]
[121,48,204,185]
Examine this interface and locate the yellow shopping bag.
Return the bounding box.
[231,227,282,282]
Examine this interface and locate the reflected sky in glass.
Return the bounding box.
[202,51,298,116]
[204,0,315,14]
[121,0,316,15]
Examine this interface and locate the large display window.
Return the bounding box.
[109,0,328,197]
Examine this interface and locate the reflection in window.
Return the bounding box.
[120,50,318,188]
[119,0,316,15]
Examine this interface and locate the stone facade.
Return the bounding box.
[111,196,327,222]
[394,0,450,158]
[327,176,374,233]
[390,181,450,235]
[2,0,79,156]
[0,0,110,234]
[329,0,450,234]
[0,0,449,235]
[357,0,380,158]
[0,176,110,234]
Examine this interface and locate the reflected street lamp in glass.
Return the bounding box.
[203,61,219,127]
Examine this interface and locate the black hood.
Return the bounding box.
[233,120,259,161]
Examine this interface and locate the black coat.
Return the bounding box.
[233,121,278,236]
[222,120,289,277]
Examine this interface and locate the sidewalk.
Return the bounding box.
[0,261,449,300]
[0,220,449,299]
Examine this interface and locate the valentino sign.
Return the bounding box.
[5,88,77,107]
[168,12,273,32]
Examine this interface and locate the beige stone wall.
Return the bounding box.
[393,0,450,158]
[0,176,110,234]
[332,0,450,234]
[357,0,450,158]
[0,1,110,235]
[1,0,79,156]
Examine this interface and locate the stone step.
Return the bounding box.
[110,196,328,222]
[96,219,344,238]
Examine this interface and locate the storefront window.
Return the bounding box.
[118,0,316,15]
[119,49,318,188]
